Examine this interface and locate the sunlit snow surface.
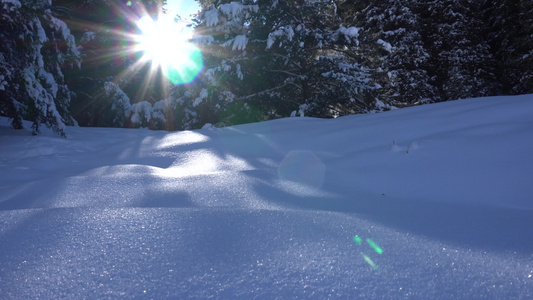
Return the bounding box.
[1,95,533,298]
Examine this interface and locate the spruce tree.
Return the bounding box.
[56,0,165,127]
[517,0,533,93]
[189,0,377,126]
[423,0,498,101]
[360,0,439,106]
[1,0,81,136]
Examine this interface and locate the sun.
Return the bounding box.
[134,15,203,85]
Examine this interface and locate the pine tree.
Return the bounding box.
[188,0,377,126]
[1,0,29,131]
[481,0,519,95]
[257,0,379,117]
[359,0,439,106]
[517,0,533,93]
[0,0,81,136]
[189,0,264,126]
[422,0,498,101]
[56,0,165,127]
[481,0,533,95]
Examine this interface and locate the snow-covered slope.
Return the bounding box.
[1,95,532,299]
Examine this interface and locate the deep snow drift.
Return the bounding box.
[1,95,532,299]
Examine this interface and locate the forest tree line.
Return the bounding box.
[1,0,532,136]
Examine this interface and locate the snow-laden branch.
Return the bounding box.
[232,35,248,51]
[204,2,259,27]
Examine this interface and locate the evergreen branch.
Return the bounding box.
[266,69,301,77]
[236,83,300,105]
[271,53,302,68]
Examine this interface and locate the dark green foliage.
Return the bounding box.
[157,0,532,129]
[188,0,378,127]
[1,0,81,136]
[517,0,533,93]
[359,0,439,105]
[423,0,499,100]
[55,0,166,127]
[482,0,533,95]
[3,0,532,136]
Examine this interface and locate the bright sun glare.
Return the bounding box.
[135,15,203,85]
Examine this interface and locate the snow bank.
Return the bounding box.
[1,94,533,210]
[1,94,533,299]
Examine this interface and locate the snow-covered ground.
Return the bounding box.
[1,94,533,299]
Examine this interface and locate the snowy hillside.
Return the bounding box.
[1,94,533,299]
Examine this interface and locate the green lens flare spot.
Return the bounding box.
[126,1,132,6]
[135,16,204,85]
[163,45,203,85]
[353,236,362,245]
[361,253,377,269]
[366,238,383,254]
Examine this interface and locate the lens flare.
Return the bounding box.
[278,151,326,187]
[361,253,378,269]
[366,238,383,255]
[135,15,203,85]
[353,235,383,269]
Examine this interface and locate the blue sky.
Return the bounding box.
[165,0,200,18]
